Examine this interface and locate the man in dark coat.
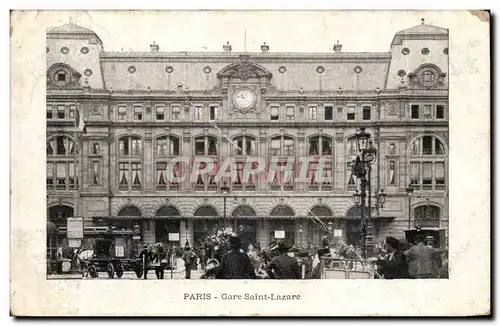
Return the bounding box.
[405,236,444,279]
[215,236,256,279]
[377,237,409,279]
[265,241,302,279]
[182,246,197,279]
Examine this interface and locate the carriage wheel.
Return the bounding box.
[107,262,115,279]
[115,263,124,279]
[88,266,98,278]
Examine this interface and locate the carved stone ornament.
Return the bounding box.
[386,103,399,116]
[46,63,82,89]
[217,56,273,93]
[90,103,102,115]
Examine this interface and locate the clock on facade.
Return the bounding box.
[232,88,256,110]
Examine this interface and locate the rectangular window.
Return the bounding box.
[57,105,65,119]
[309,106,318,120]
[411,105,420,119]
[156,106,165,120]
[410,162,420,186]
[56,162,66,189]
[389,160,396,185]
[322,138,332,155]
[119,139,129,156]
[435,162,445,187]
[118,106,127,120]
[68,162,76,189]
[194,106,204,120]
[132,139,142,155]
[423,136,433,155]
[347,106,355,120]
[131,163,142,189]
[208,138,218,155]
[195,139,205,155]
[134,105,143,120]
[422,162,432,187]
[324,106,333,120]
[47,106,53,119]
[46,162,54,188]
[119,163,129,189]
[362,106,371,120]
[69,105,76,119]
[322,162,333,187]
[172,106,180,120]
[92,161,100,184]
[91,142,101,155]
[156,162,167,187]
[286,106,295,120]
[235,139,243,156]
[309,138,319,155]
[270,106,279,120]
[389,143,396,154]
[210,106,217,120]
[246,139,256,156]
[283,138,294,156]
[271,139,281,156]
[436,105,445,119]
[423,104,432,119]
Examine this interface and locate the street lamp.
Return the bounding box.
[220,182,230,231]
[406,185,414,229]
[297,224,303,247]
[352,127,377,259]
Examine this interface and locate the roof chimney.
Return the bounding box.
[261,42,269,53]
[333,40,342,53]
[223,41,232,52]
[150,41,159,52]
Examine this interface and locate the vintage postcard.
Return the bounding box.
[10,10,490,316]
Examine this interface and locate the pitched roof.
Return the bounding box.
[47,23,97,35]
[395,23,449,35]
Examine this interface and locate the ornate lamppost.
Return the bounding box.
[406,185,414,229]
[220,182,230,231]
[352,127,377,259]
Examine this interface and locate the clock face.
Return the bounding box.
[233,89,255,110]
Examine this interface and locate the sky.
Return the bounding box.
[44,10,455,53]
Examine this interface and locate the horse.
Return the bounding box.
[72,248,95,277]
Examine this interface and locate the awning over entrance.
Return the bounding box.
[91,215,397,221]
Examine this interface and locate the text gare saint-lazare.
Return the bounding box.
[184,293,301,301]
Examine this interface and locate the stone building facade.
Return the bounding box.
[46,21,449,250]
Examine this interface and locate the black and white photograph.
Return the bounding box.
[10,9,490,316]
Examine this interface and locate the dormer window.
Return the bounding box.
[56,71,67,82]
[420,70,436,86]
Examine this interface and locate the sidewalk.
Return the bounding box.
[47,270,203,280]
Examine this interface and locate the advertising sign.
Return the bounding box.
[115,246,125,258]
[334,229,343,237]
[67,217,83,239]
[168,233,180,241]
[274,230,285,239]
[68,238,81,248]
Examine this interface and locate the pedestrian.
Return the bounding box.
[138,244,151,279]
[405,236,443,279]
[182,245,197,279]
[215,236,256,279]
[438,249,449,279]
[376,237,409,279]
[265,241,302,279]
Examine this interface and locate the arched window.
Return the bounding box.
[118,136,143,191]
[47,204,74,227]
[115,206,143,242]
[194,136,218,155]
[419,70,436,86]
[409,135,446,190]
[414,204,440,227]
[233,136,256,156]
[156,136,181,191]
[156,136,180,156]
[307,136,333,191]
[46,136,78,191]
[270,136,294,156]
[118,206,142,217]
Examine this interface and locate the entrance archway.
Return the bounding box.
[233,205,257,251]
[308,206,334,246]
[193,206,219,248]
[47,204,74,228]
[155,206,181,247]
[269,205,295,245]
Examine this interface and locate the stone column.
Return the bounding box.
[182,132,192,192]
